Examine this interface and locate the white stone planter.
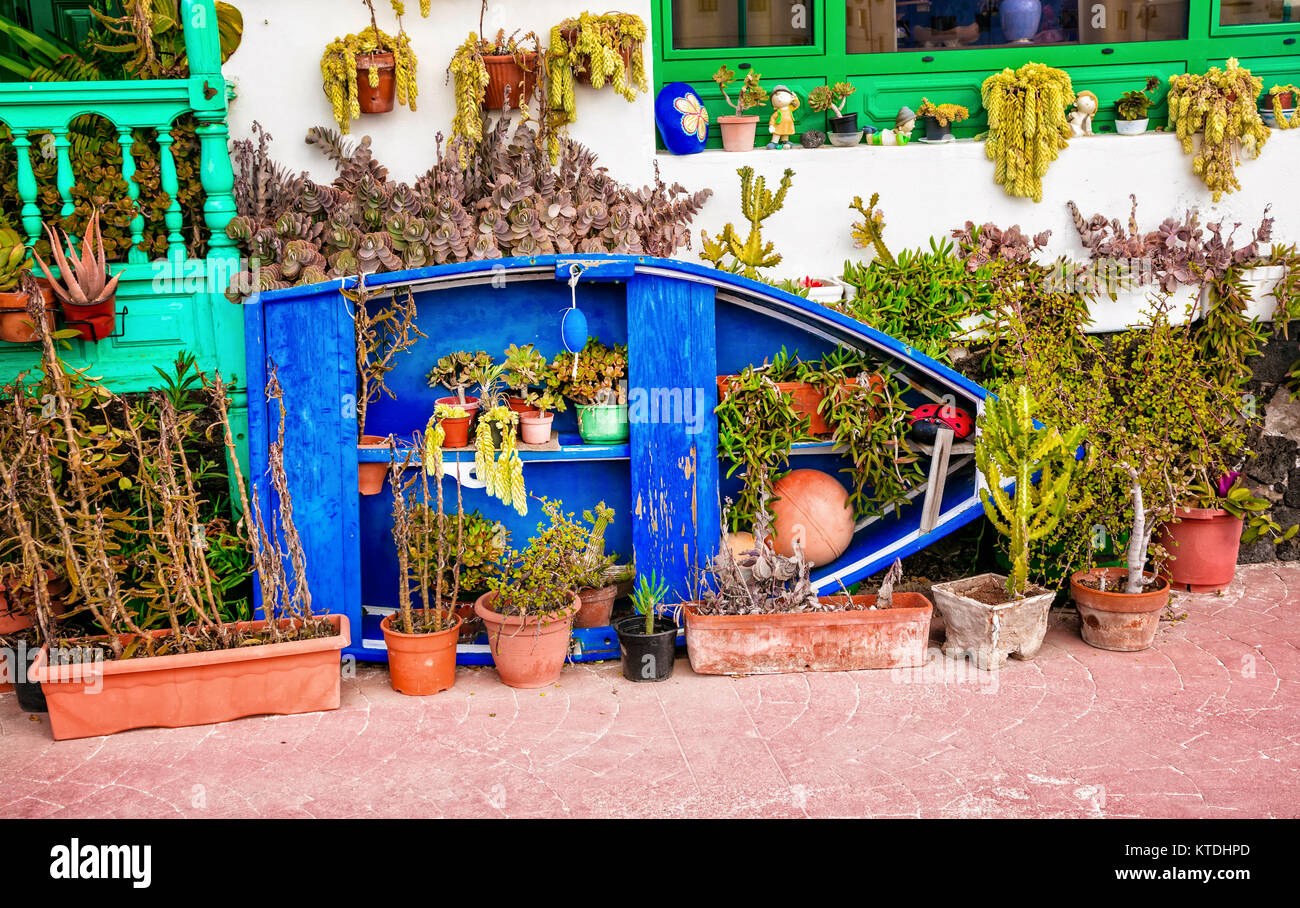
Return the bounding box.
[931,573,1056,671]
[1084,282,1205,334]
[1115,117,1148,136]
[1238,265,1286,322]
[799,277,849,305]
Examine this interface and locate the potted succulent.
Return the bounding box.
[916,98,969,141]
[429,401,472,449]
[1263,83,1298,128]
[0,234,54,344]
[616,571,678,683]
[931,385,1084,670]
[448,2,540,164]
[503,343,548,412]
[683,495,932,676]
[468,360,529,515]
[33,209,120,341]
[320,0,430,133]
[1167,59,1270,201]
[553,336,628,444]
[427,349,491,417]
[353,285,424,495]
[808,82,859,138]
[1116,76,1159,135]
[475,497,588,688]
[381,440,463,696]
[572,501,632,628]
[713,64,768,152]
[546,11,648,152]
[519,386,564,445]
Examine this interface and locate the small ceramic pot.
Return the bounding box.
[1115,117,1148,135]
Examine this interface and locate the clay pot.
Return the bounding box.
[717,114,759,152]
[1070,568,1171,652]
[769,469,855,566]
[474,590,578,689]
[438,414,472,448]
[574,584,618,629]
[1156,507,1243,593]
[483,53,538,111]
[506,396,533,414]
[0,572,68,634]
[355,52,396,114]
[930,574,1055,670]
[683,593,931,675]
[0,284,55,343]
[28,615,349,740]
[436,395,481,420]
[716,374,881,436]
[357,434,390,496]
[381,612,461,696]
[59,291,116,341]
[519,409,553,445]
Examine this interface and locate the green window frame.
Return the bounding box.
[652,0,1300,148]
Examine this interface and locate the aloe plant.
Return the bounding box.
[33,210,121,308]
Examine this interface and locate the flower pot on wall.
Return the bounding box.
[682,593,932,675]
[1115,117,1149,135]
[355,52,397,114]
[29,615,349,740]
[1070,568,1171,651]
[483,53,537,111]
[60,292,116,342]
[574,583,618,629]
[381,613,461,696]
[576,404,628,444]
[615,616,678,682]
[438,414,472,448]
[931,574,1055,670]
[717,114,759,151]
[357,434,389,495]
[922,117,953,141]
[1156,507,1243,593]
[474,590,578,689]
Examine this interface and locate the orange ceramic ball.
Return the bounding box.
[770,469,855,566]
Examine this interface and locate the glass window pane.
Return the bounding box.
[845,0,1188,53]
[1219,0,1292,27]
[672,0,816,49]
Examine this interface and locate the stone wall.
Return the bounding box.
[1242,335,1300,563]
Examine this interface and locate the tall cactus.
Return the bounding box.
[977,385,1086,599]
[700,166,793,279]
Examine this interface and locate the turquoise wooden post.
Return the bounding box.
[11,130,42,244]
[52,125,74,228]
[156,129,185,257]
[116,125,147,265]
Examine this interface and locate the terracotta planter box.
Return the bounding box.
[1070,568,1171,652]
[716,374,882,436]
[29,615,349,741]
[1157,507,1243,593]
[931,574,1054,670]
[682,593,932,676]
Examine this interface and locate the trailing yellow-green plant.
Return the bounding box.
[700,166,793,279]
[545,12,647,161]
[1267,84,1300,130]
[982,62,1074,202]
[321,0,430,134]
[448,27,541,168]
[1167,59,1270,201]
[917,98,969,127]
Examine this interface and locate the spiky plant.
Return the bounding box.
[700,167,794,279]
[33,209,121,307]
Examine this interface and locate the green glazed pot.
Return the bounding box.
[576,404,629,444]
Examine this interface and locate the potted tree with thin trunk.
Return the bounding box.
[713,65,768,151]
[353,283,424,495]
[808,82,858,142]
[932,385,1083,670]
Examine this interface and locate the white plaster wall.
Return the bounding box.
[225,2,1300,308]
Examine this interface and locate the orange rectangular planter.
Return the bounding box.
[716,374,884,437]
[29,615,349,740]
[682,593,932,675]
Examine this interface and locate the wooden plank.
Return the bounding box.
[626,273,719,604]
[920,425,954,534]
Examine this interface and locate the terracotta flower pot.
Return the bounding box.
[483,53,538,111]
[717,114,759,151]
[682,593,932,675]
[931,573,1055,670]
[0,284,55,343]
[1156,507,1243,593]
[355,52,396,114]
[1070,568,1171,652]
[506,396,532,414]
[474,590,578,689]
[28,615,349,740]
[716,374,882,437]
[519,409,553,445]
[59,291,116,342]
[436,395,481,420]
[574,583,618,629]
[381,612,461,696]
[357,434,390,495]
[438,415,472,448]
[0,571,68,634]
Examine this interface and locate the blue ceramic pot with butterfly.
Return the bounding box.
[1000,0,1041,43]
[655,82,709,155]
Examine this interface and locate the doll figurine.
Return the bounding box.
[767,85,800,149]
[870,106,916,145]
[1068,91,1098,137]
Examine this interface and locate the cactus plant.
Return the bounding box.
[700,167,794,280]
[976,384,1085,599]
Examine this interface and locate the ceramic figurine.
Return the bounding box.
[767,84,800,149]
[1068,91,1098,137]
[869,106,916,146]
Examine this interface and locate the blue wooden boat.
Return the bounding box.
[245,254,995,665]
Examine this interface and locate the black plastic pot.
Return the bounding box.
[923,116,953,141]
[615,616,678,683]
[827,113,858,134]
[5,645,47,712]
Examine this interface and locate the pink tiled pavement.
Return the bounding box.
[2,562,1298,818]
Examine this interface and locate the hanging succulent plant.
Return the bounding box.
[320,0,430,134]
[545,12,648,161]
[982,62,1074,203]
[1167,59,1271,201]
